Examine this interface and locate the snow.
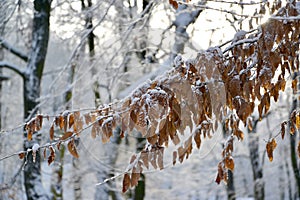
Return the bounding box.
[32,143,40,152]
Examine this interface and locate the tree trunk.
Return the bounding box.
[248,119,264,200]
[290,72,300,198]
[23,0,51,199]
[221,123,236,200]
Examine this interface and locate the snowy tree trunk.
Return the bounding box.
[171,2,204,61]
[290,72,300,199]
[23,0,51,199]
[94,128,123,200]
[222,123,236,200]
[248,120,264,200]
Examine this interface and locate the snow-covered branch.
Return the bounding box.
[0,38,29,62]
[0,61,26,78]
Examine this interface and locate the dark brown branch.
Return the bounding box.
[0,38,29,62]
[0,61,25,78]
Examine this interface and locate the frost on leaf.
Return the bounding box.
[266,138,277,162]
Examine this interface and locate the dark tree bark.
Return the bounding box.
[290,72,300,199]
[248,119,264,200]
[22,0,51,199]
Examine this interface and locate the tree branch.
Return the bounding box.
[0,38,29,62]
[0,61,26,78]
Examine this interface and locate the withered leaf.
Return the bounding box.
[18,152,25,159]
[266,138,277,162]
[43,148,47,159]
[194,129,201,149]
[69,113,74,128]
[296,114,300,129]
[27,129,33,141]
[173,151,177,166]
[48,146,55,165]
[169,0,178,9]
[59,131,73,141]
[49,124,54,140]
[147,134,158,145]
[131,167,140,187]
[122,173,131,193]
[225,156,235,171]
[157,147,164,170]
[150,152,157,169]
[36,114,43,131]
[281,121,287,139]
[67,139,79,158]
[141,151,149,169]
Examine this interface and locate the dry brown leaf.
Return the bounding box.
[49,124,54,140]
[67,139,79,158]
[18,152,25,159]
[48,146,55,165]
[122,173,131,193]
[131,167,140,187]
[69,113,74,128]
[157,147,164,170]
[59,131,73,141]
[173,151,177,166]
[266,138,277,162]
[169,0,178,9]
[225,156,235,171]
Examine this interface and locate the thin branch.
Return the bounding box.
[222,36,260,53]
[177,1,264,18]
[205,0,265,6]
[0,61,25,78]
[0,38,29,62]
[0,160,25,191]
[0,75,10,81]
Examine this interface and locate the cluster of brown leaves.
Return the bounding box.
[23,1,300,192]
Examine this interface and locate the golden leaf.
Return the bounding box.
[225,156,235,171]
[266,138,277,162]
[67,139,79,158]
[27,129,33,141]
[296,114,300,129]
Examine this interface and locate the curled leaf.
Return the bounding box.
[266,138,277,162]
